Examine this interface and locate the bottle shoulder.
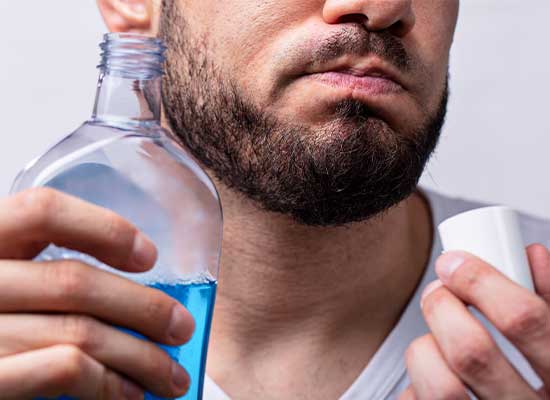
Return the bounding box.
[11,122,220,209]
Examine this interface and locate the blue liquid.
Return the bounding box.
[143,280,217,400]
[36,280,216,400]
[31,161,219,399]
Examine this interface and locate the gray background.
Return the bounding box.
[1,1,549,219]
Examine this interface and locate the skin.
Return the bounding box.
[402,248,550,400]
[0,188,192,399]
[1,1,547,400]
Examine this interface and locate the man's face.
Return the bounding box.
[160,0,459,226]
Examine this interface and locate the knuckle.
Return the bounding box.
[421,289,446,317]
[60,314,100,353]
[51,261,91,304]
[406,334,432,365]
[144,290,171,326]
[448,334,495,377]
[103,212,134,247]
[456,260,488,291]
[141,343,177,395]
[501,299,549,340]
[52,344,89,385]
[147,344,172,376]
[404,345,415,368]
[15,187,60,227]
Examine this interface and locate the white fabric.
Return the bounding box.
[203,187,550,399]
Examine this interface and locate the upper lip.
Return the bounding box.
[306,59,406,88]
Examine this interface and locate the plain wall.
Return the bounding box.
[1,1,549,219]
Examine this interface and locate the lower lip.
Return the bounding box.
[306,72,403,96]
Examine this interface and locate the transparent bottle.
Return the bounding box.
[10,33,223,400]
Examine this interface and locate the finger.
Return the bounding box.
[398,386,418,400]
[421,280,539,399]
[527,244,550,302]
[0,260,195,346]
[0,344,143,400]
[434,250,550,392]
[405,333,469,400]
[0,187,157,272]
[0,314,190,398]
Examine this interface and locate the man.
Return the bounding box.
[0,0,549,399]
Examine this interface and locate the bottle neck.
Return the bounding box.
[90,33,166,129]
[91,71,162,128]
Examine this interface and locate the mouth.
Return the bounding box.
[302,60,406,97]
[307,71,402,95]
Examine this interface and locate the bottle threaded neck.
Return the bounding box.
[98,33,166,80]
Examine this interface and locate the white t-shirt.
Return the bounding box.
[203,187,550,399]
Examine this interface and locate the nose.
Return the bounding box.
[322,0,415,37]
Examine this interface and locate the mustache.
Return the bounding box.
[298,25,413,73]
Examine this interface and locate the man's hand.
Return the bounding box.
[400,244,550,399]
[0,187,195,399]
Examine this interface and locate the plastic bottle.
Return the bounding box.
[11,33,223,400]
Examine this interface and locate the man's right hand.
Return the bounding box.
[0,187,194,399]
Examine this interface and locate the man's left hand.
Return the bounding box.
[399,244,550,399]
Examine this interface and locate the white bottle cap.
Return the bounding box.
[438,206,534,292]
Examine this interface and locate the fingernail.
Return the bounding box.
[122,378,144,400]
[436,251,466,284]
[420,279,443,308]
[169,305,195,343]
[172,362,190,392]
[131,232,158,270]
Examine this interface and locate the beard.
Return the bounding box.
[159,1,448,227]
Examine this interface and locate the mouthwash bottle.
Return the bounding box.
[11,33,223,400]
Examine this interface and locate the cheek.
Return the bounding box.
[408,1,458,107]
[189,0,312,101]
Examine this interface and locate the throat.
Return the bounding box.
[205,189,433,399]
[207,328,391,400]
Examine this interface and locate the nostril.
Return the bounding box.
[387,19,414,37]
[337,13,368,26]
[389,20,406,36]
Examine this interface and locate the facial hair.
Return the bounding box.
[159,0,449,227]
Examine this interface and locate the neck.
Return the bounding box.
[207,183,433,383]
